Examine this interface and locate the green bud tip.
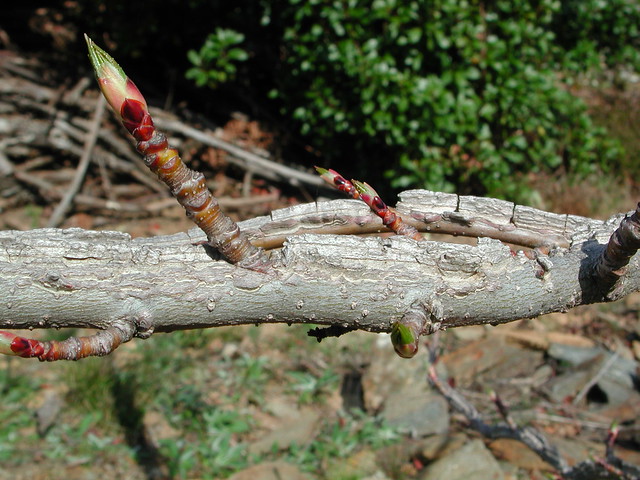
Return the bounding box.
[391,322,419,359]
[84,34,147,115]
[85,34,126,82]
[352,180,377,198]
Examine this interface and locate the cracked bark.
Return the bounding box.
[0,190,637,340]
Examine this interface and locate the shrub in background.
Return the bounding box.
[186,28,249,89]
[186,0,627,200]
[61,0,633,201]
[552,0,640,72]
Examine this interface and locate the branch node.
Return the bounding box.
[594,204,640,296]
[391,300,442,358]
[524,247,554,279]
[133,312,155,339]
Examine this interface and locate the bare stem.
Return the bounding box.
[0,323,135,361]
[85,35,271,272]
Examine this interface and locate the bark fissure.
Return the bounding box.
[1,192,637,337]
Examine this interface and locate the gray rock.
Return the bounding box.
[419,439,504,480]
[591,352,639,407]
[382,384,449,437]
[228,461,313,480]
[362,336,431,413]
[419,433,468,460]
[544,348,639,407]
[34,388,64,437]
[547,343,602,366]
[247,408,321,455]
[325,449,388,479]
[544,369,592,404]
[440,336,522,385]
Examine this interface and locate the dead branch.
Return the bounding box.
[0,52,329,207]
[151,112,327,190]
[47,95,106,227]
[426,338,640,480]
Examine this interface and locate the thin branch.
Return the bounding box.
[47,95,106,227]
[13,170,142,213]
[0,322,135,361]
[316,167,422,240]
[144,191,280,213]
[427,338,640,479]
[604,425,640,479]
[48,118,171,194]
[427,363,570,471]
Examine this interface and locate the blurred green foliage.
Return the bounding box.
[69,0,639,200]
[552,0,640,72]
[183,0,633,200]
[186,28,249,88]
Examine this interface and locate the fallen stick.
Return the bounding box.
[152,112,328,190]
[47,95,106,227]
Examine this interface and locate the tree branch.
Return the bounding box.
[0,191,636,343]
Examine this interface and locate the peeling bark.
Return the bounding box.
[0,190,636,341]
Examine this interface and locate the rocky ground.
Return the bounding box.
[1,305,638,479]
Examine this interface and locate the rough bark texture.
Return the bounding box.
[0,190,636,339]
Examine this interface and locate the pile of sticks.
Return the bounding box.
[0,50,325,230]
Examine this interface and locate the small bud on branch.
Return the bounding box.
[315,167,421,241]
[316,166,426,357]
[390,322,420,358]
[594,203,640,297]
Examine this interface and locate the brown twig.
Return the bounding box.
[47,95,106,227]
[51,114,166,193]
[426,336,640,479]
[316,167,423,241]
[13,170,140,213]
[143,191,280,213]
[427,362,569,473]
[153,113,327,190]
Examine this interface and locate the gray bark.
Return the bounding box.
[0,190,635,338]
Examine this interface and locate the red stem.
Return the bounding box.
[2,324,134,361]
[121,99,271,272]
